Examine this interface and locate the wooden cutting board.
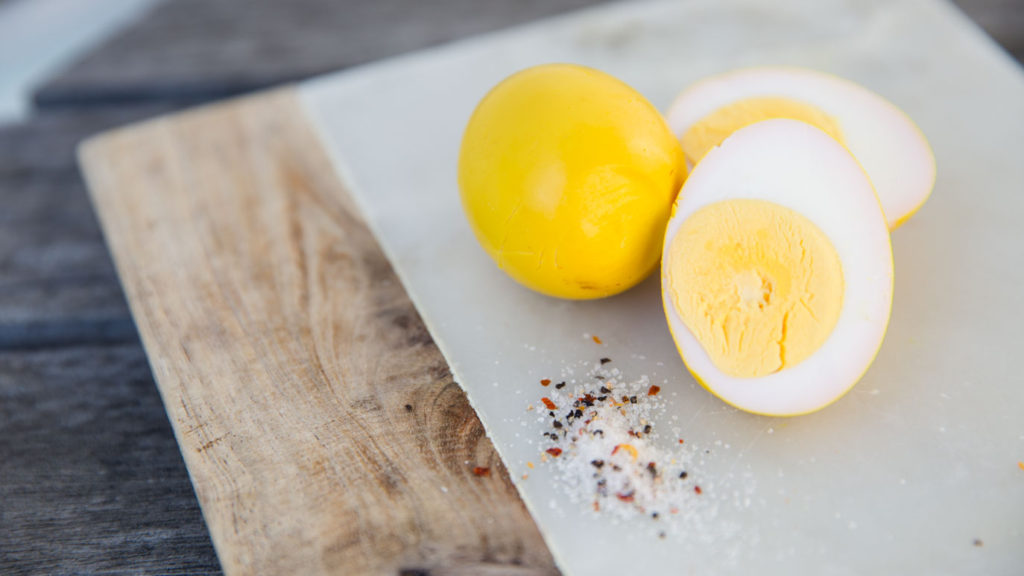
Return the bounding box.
[80,0,1024,575]
[79,90,557,576]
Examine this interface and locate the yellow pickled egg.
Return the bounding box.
[459,64,685,299]
[662,119,893,416]
[666,67,935,229]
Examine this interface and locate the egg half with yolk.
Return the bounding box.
[666,67,935,229]
[662,119,893,416]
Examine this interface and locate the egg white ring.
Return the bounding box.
[666,67,935,229]
[661,119,893,416]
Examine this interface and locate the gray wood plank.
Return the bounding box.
[0,107,178,349]
[951,0,1024,59]
[0,344,221,575]
[33,0,607,108]
[31,0,1024,111]
[0,174,130,342]
[0,106,173,177]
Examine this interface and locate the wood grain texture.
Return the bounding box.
[0,107,179,350]
[31,0,1024,110]
[0,173,133,349]
[79,88,557,576]
[0,344,220,576]
[34,0,606,108]
[0,106,175,178]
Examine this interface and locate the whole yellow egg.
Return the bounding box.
[458,64,686,299]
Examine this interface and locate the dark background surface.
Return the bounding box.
[2,0,1022,574]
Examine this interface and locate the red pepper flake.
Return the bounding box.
[611,444,638,460]
[593,501,600,511]
[540,379,551,386]
[1018,461,1024,471]
[546,448,563,457]
[592,335,603,345]
[678,439,685,445]
[472,466,490,477]
[541,397,557,410]
[694,485,703,495]
[648,385,661,396]
[616,491,635,502]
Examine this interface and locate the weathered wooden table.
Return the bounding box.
[2,0,1021,574]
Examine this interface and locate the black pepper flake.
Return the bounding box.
[600,358,611,365]
[593,374,605,380]
[591,459,605,468]
[679,471,688,479]
[548,411,555,417]
[574,409,583,419]
[599,386,611,394]
[647,462,658,477]
[973,539,984,547]
[652,512,660,519]
[593,429,604,437]
[597,395,608,402]
[612,464,622,472]
[643,424,652,434]
[552,420,563,429]
[555,382,566,389]
[404,404,413,412]
[629,396,638,404]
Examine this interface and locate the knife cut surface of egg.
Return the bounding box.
[666,67,935,229]
[662,119,893,416]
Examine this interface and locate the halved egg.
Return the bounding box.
[666,67,935,229]
[662,119,893,416]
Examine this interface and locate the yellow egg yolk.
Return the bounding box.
[680,98,843,165]
[666,199,844,378]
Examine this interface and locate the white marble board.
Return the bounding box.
[300,0,1024,573]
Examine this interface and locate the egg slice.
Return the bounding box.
[662,119,893,416]
[666,67,935,229]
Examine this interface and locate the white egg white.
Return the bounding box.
[662,119,893,416]
[666,67,935,229]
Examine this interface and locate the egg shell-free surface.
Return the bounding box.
[458,63,684,299]
[667,67,936,229]
[300,0,1024,574]
[662,119,893,416]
